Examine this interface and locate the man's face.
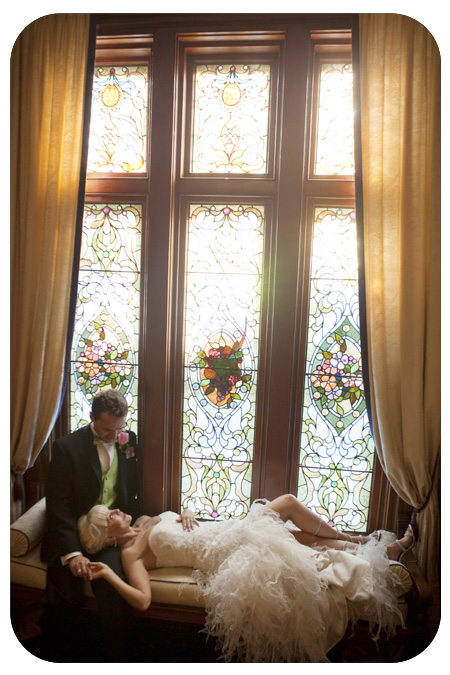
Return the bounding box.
[90,411,127,443]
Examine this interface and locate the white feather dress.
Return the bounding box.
[149,503,402,662]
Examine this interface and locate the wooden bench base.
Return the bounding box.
[11,579,433,663]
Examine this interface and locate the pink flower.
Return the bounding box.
[118,431,129,446]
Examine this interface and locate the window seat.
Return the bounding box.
[11,498,433,661]
[10,499,206,635]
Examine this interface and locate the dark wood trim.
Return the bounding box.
[307,38,353,182]
[254,21,310,499]
[32,14,389,536]
[96,14,353,36]
[139,26,178,515]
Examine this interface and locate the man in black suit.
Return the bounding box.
[40,389,140,661]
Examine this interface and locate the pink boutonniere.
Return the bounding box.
[117,431,135,459]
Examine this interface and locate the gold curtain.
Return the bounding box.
[358,14,440,585]
[10,15,91,487]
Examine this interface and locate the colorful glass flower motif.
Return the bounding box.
[75,322,133,397]
[192,332,251,408]
[309,328,365,431]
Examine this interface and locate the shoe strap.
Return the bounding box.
[394,538,407,553]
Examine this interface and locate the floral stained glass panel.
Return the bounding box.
[181,204,265,519]
[70,204,142,433]
[191,64,271,174]
[315,63,355,175]
[87,65,149,173]
[297,207,375,533]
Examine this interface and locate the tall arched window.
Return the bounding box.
[68,14,379,534]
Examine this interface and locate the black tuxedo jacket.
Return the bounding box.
[41,424,140,562]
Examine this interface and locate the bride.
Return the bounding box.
[77,494,414,662]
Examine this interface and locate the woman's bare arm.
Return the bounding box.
[89,553,151,611]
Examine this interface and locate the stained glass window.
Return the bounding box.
[87,65,149,173]
[297,207,374,532]
[191,64,271,174]
[315,63,354,175]
[181,204,265,519]
[70,203,141,432]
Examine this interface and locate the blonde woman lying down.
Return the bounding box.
[78,493,413,662]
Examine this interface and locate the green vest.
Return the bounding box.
[97,445,119,508]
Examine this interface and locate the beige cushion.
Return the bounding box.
[12,544,408,617]
[11,544,47,590]
[11,541,205,608]
[149,567,204,607]
[10,498,46,556]
[388,560,413,595]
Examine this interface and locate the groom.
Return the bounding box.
[41,389,140,661]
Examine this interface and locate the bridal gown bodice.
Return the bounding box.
[148,511,224,568]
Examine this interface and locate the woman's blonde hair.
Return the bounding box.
[78,505,111,554]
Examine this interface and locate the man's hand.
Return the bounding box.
[68,554,92,581]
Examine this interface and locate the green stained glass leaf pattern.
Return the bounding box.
[298,208,375,533]
[70,204,142,432]
[181,204,265,519]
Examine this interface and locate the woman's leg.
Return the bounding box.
[292,521,414,557]
[266,494,371,544]
[289,529,359,552]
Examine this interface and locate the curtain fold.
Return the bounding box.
[358,14,440,585]
[10,14,92,480]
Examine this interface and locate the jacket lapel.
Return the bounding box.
[83,424,103,487]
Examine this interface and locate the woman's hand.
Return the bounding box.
[88,562,112,581]
[177,508,199,531]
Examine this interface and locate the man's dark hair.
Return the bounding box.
[91,389,128,420]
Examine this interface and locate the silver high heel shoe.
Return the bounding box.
[393,524,415,563]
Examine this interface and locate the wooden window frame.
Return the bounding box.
[307,36,354,183]
[179,42,283,180]
[42,14,397,533]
